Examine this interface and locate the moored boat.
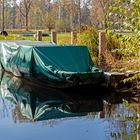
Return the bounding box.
[0,40,103,88]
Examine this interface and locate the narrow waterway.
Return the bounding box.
[0,71,139,140]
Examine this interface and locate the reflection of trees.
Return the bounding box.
[105,94,140,140]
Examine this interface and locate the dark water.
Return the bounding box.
[0,71,139,140]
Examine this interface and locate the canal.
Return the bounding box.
[0,71,139,140]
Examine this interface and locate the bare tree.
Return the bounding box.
[14,0,33,31]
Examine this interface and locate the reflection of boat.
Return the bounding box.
[0,71,104,122]
[0,40,103,88]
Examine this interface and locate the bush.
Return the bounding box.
[78,27,99,63]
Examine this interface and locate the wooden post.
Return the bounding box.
[71,31,77,44]
[51,31,57,44]
[36,31,42,41]
[98,31,107,64]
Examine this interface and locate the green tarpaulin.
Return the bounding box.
[0,40,103,87]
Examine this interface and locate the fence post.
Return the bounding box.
[36,31,42,41]
[51,31,57,44]
[71,31,77,44]
[98,31,107,64]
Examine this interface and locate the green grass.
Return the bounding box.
[0,34,36,41]
[57,33,71,44]
[0,32,72,45]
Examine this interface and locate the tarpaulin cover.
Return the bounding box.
[0,40,103,86]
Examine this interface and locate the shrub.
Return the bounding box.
[77,27,99,63]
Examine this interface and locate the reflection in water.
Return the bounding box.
[0,71,140,140]
[0,71,105,122]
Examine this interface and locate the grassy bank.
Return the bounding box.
[0,32,72,44]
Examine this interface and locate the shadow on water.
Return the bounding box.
[0,71,139,122]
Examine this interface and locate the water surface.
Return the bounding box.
[0,71,139,140]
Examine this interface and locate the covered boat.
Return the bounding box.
[0,40,103,88]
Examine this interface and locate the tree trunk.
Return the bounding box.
[12,4,16,29]
[48,27,51,32]
[78,0,81,33]
[25,14,28,31]
[1,0,5,31]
